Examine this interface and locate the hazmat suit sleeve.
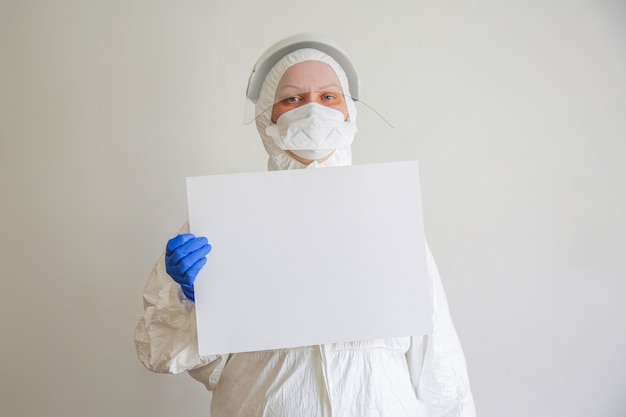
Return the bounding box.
[406,243,477,417]
[134,223,228,388]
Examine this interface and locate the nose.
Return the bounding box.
[301,92,316,104]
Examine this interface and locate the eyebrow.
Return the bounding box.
[278,84,343,92]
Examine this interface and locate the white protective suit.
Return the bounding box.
[135,43,476,417]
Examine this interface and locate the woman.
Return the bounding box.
[135,34,476,417]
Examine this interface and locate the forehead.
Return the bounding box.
[276,61,343,94]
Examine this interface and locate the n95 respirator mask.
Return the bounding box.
[265,102,357,160]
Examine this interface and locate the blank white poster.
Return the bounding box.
[187,161,432,355]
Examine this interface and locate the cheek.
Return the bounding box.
[327,98,349,121]
[270,107,280,123]
[337,103,349,121]
[271,104,288,123]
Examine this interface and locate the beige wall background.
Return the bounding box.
[1,1,625,416]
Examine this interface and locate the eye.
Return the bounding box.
[322,94,336,101]
[286,96,301,103]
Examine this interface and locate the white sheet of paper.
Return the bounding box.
[187,161,432,355]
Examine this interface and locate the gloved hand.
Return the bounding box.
[165,234,212,302]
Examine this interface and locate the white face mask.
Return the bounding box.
[265,102,357,160]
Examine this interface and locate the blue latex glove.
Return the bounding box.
[165,234,212,301]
